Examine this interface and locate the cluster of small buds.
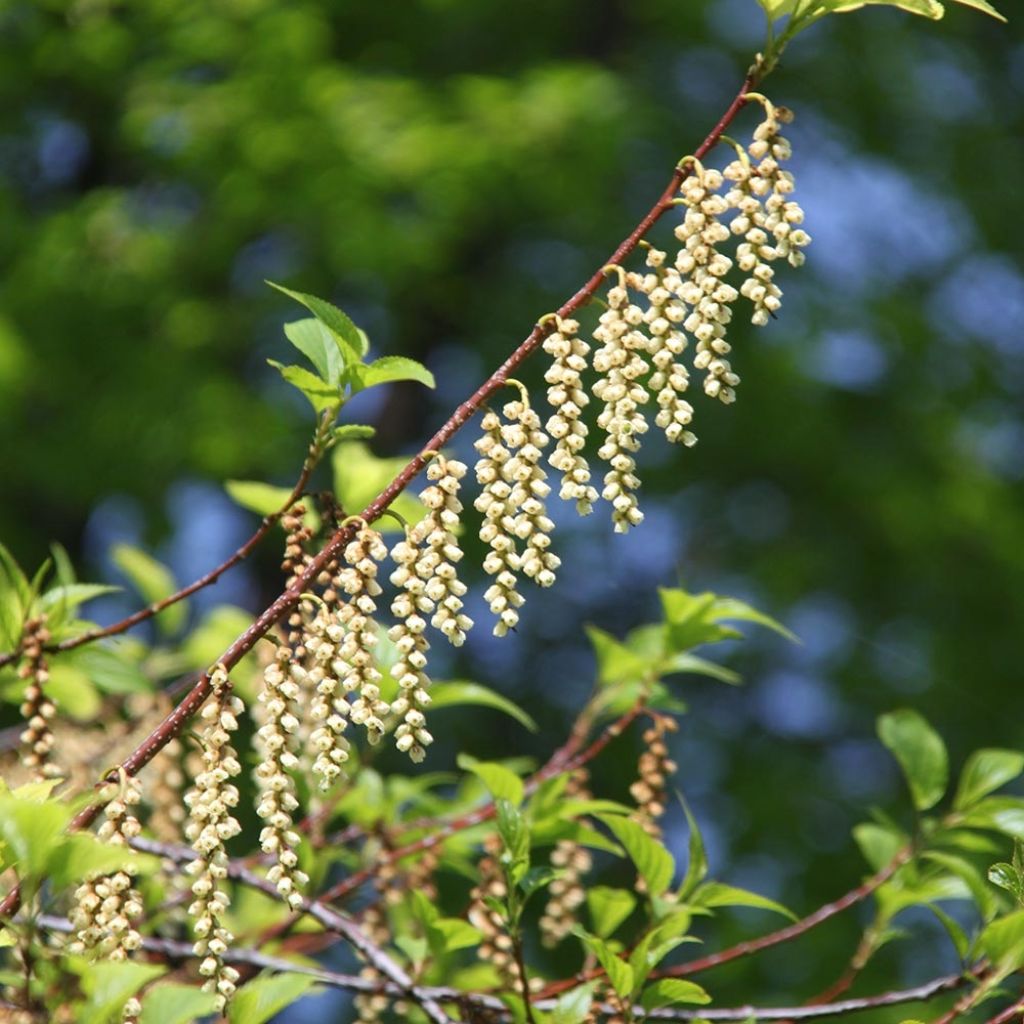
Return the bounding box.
[254,646,308,910]
[303,600,352,791]
[183,669,243,1012]
[592,276,651,532]
[68,771,144,961]
[17,616,57,779]
[627,249,697,447]
[467,835,519,990]
[281,504,315,656]
[122,997,142,1023]
[539,768,593,947]
[543,317,598,515]
[354,901,391,1023]
[407,455,473,645]
[389,532,435,762]
[334,525,391,742]
[630,715,679,839]
[674,163,742,404]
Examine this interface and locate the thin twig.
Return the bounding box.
[0,74,756,922]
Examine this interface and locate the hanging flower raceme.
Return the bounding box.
[333,523,391,743]
[17,616,57,780]
[407,454,473,646]
[389,531,435,763]
[592,269,651,533]
[183,666,243,1012]
[673,160,742,405]
[627,248,697,448]
[543,316,598,516]
[254,645,307,910]
[68,770,144,962]
[630,715,679,839]
[303,595,352,792]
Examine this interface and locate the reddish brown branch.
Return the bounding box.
[0,74,754,921]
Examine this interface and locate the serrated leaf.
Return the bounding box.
[37,583,120,621]
[0,793,72,884]
[227,972,318,1024]
[950,0,1006,19]
[430,681,538,732]
[709,597,798,644]
[954,749,1024,811]
[641,978,712,1010]
[575,931,634,999]
[692,881,796,921]
[878,709,949,811]
[587,886,637,939]
[281,316,347,384]
[331,424,376,443]
[269,278,366,361]
[112,543,185,635]
[989,862,1024,905]
[962,796,1024,838]
[981,908,1024,971]
[355,355,435,391]
[929,904,972,959]
[923,851,996,920]
[140,982,220,1024]
[677,793,709,900]
[78,959,166,1023]
[822,0,944,17]
[67,646,151,695]
[664,652,742,685]
[458,755,524,806]
[267,359,340,414]
[551,984,595,1024]
[597,814,675,897]
[586,626,658,687]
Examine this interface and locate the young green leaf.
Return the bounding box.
[458,755,524,806]
[980,908,1024,972]
[640,978,712,1011]
[354,355,436,391]
[77,960,166,1024]
[853,821,907,871]
[269,281,367,360]
[877,709,949,811]
[267,360,340,414]
[226,973,318,1024]
[140,983,220,1024]
[112,543,185,635]
[430,681,538,732]
[691,881,796,921]
[332,442,422,531]
[949,0,1006,20]
[585,625,659,686]
[954,749,1024,811]
[586,886,638,939]
[575,931,634,1000]
[597,814,675,897]
[331,424,376,443]
[822,0,944,17]
[677,793,709,900]
[282,317,347,385]
[550,984,595,1024]
[928,904,972,960]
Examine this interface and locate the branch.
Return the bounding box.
[0,73,755,921]
[30,916,978,1023]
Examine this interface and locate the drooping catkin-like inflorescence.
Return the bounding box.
[254,645,308,910]
[407,455,473,646]
[674,162,742,405]
[627,248,697,448]
[389,531,435,762]
[304,598,352,791]
[543,317,598,516]
[68,771,144,961]
[630,715,679,839]
[592,272,651,533]
[334,524,391,742]
[17,616,57,779]
[724,97,810,325]
[184,667,243,1012]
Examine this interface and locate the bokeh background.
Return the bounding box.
[1,0,1023,1015]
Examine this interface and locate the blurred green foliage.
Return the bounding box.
[1,0,1022,1009]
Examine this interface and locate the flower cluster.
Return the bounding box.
[68,771,144,962]
[304,600,352,791]
[630,715,679,838]
[184,668,243,1011]
[17,616,57,779]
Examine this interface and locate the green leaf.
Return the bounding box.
[575,931,634,1000]
[227,972,319,1024]
[628,933,689,987]
[331,424,377,443]
[587,886,637,939]
[677,793,709,900]
[877,709,949,811]
[79,960,166,1023]
[354,355,435,391]
[923,851,996,920]
[0,543,29,647]
[140,982,220,1024]
[980,908,1024,971]
[430,681,538,732]
[112,543,185,635]
[269,284,368,359]
[224,480,301,520]
[431,917,484,953]
[281,316,347,384]
[332,441,422,530]
[495,799,531,878]
[757,0,801,16]
[949,0,1006,20]
[267,359,340,414]
[989,857,1024,906]
[37,583,120,623]
[67,646,151,695]
[708,597,798,644]
[458,755,524,806]
[641,979,712,1010]
[48,833,153,890]
[954,749,1024,811]
[663,652,742,685]
[821,0,944,17]
[585,626,658,686]
[928,904,972,959]
[692,881,796,921]
[0,793,72,884]
[597,814,675,897]
[550,984,595,1024]
[961,796,1024,838]
[853,822,907,871]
